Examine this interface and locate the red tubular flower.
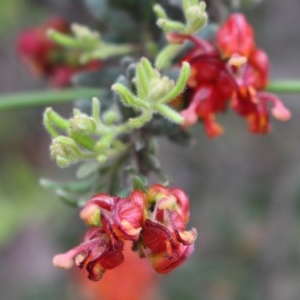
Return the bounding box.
[142,184,197,274]
[53,186,197,280]
[217,14,291,133]
[53,228,124,281]
[81,192,145,241]
[180,47,236,137]
[17,17,101,87]
[172,13,290,136]
[54,193,144,281]
[17,17,69,77]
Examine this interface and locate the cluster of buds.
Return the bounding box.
[167,13,291,137]
[17,17,101,87]
[53,184,197,281]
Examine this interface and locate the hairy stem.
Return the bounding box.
[0,88,101,111]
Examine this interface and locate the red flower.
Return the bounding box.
[142,184,197,274]
[17,17,101,87]
[54,193,144,281]
[217,14,291,133]
[18,17,69,77]
[53,228,124,281]
[173,13,290,136]
[53,185,197,280]
[175,34,236,137]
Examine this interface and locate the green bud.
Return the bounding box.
[148,77,175,102]
[68,112,96,135]
[185,3,208,34]
[71,23,100,40]
[153,4,167,19]
[50,137,82,168]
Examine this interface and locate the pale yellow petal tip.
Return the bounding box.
[228,54,247,68]
[272,106,291,121]
[52,253,74,269]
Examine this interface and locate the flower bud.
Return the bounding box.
[185,4,208,34]
[68,111,97,135]
[50,136,82,167]
[148,77,175,102]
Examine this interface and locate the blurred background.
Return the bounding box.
[1,0,300,299]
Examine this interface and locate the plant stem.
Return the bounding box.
[266,80,300,93]
[0,88,101,111]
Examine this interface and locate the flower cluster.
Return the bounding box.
[172,13,291,137]
[17,17,101,87]
[53,184,197,281]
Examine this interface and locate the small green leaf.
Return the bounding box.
[132,175,148,192]
[40,178,94,194]
[76,161,100,178]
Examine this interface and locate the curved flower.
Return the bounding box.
[53,186,196,280]
[173,13,291,136]
[143,185,197,274]
[217,14,291,133]
[53,228,124,281]
[180,48,236,137]
[17,17,69,77]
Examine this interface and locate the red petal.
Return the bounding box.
[217,13,255,58]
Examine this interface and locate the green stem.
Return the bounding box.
[0,88,101,111]
[266,80,300,93]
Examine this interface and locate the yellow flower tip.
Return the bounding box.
[179,228,198,244]
[74,253,86,267]
[228,54,248,68]
[120,220,141,236]
[80,203,101,226]
[157,196,177,210]
[52,253,74,269]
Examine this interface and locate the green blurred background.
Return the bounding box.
[1,0,300,299]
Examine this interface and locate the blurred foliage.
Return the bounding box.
[0,156,62,246]
[0,0,45,34]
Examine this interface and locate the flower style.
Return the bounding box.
[18,17,101,87]
[172,13,290,136]
[53,185,197,280]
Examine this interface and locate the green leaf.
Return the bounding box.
[40,178,94,194]
[132,175,148,192]
[76,161,101,178]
